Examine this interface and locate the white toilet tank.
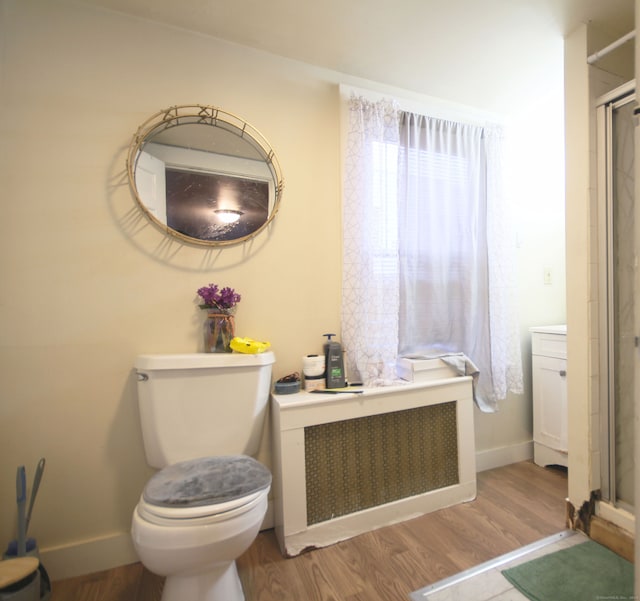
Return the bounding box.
[134,352,275,468]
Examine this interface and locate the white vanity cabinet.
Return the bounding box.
[530,325,567,468]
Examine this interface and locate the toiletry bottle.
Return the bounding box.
[323,333,346,389]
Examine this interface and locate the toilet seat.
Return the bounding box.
[137,487,268,526]
[138,454,271,526]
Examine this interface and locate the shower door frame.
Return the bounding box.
[596,79,635,517]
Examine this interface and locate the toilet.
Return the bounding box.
[131,351,275,601]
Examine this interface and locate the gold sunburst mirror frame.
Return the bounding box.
[126,104,284,247]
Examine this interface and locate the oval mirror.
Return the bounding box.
[127,105,284,246]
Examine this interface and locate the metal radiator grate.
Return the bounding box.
[304,401,459,525]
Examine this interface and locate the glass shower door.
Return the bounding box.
[597,83,635,510]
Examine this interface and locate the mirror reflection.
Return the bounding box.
[127,105,284,246]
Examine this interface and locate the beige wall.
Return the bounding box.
[0,0,566,579]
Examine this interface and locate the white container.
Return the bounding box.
[396,357,458,382]
[0,568,40,601]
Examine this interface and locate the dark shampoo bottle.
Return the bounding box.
[323,333,346,389]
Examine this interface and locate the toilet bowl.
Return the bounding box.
[131,351,276,601]
[131,454,271,601]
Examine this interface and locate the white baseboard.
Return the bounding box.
[41,500,277,582]
[40,446,531,583]
[40,531,139,582]
[475,440,533,473]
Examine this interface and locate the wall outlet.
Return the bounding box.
[543,266,552,285]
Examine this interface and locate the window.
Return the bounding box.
[342,95,522,411]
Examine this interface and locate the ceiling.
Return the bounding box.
[76,0,634,113]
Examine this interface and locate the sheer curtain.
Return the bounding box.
[342,96,523,410]
[397,112,522,411]
[484,126,523,402]
[342,96,400,385]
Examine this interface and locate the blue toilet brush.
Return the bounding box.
[5,458,46,558]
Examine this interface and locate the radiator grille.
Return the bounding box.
[304,401,459,525]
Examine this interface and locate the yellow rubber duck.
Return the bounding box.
[230,337,271,354]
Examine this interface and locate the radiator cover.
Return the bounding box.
[304,401,459,525]
[272,378,476,557]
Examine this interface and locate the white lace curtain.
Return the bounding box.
[342,95,523,411]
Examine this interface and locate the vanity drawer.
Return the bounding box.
[531,331,566,359]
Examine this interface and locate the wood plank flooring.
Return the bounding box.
[49,461,568,601]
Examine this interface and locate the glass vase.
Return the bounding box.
[203,309,235,353]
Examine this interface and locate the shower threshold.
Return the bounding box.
[409,530,579,600]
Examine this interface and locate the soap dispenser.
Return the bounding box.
[323,333,346,389]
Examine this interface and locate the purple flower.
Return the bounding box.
[197,283,241,310]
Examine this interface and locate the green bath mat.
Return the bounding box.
[502,540,633,601]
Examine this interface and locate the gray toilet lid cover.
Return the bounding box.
[143,455,272,508]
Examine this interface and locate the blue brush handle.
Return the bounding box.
[26,457,45,533]
[16,466,26,504]
[16,466,26,556]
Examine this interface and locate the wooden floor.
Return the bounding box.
[49,461,568,601]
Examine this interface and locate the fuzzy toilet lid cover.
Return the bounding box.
[143,455,272,507]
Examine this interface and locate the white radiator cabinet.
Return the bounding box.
[271,377,476,557]
[530,325,567,468]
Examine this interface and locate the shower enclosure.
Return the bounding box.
[596,80,635,513]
